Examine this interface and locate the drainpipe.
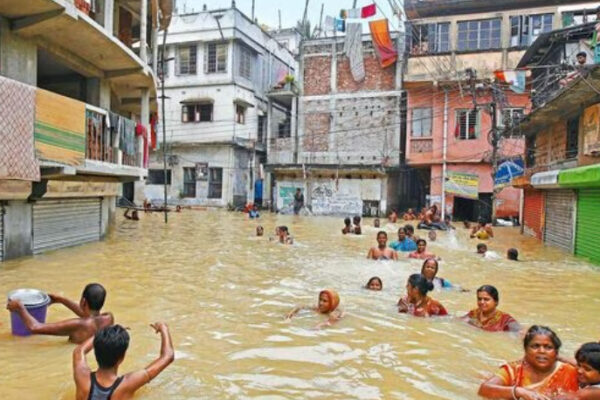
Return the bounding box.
[441,87,448,221]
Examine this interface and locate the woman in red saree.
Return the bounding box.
[479,325,578,399]
[397,274,447,317]
[462,285,521,332]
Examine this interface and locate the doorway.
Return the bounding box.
[453,193,492,223]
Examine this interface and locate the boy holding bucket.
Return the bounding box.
[6,283,113,344]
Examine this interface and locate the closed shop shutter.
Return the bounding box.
[523,189,544,239]
[0,205,4,261]
[544,190,576,253]
[33,198,101,254]
[575,189,600,264]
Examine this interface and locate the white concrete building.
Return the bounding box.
[144,5,297,208]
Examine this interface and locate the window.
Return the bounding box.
[457,19,501,51]
[238,45,253,80]
[410,23,450,55]
[526,134,536,167]
[147,169,171,185]
[183,167,197,197]
[258,115,266,143]
[566,117,579,159]
[176,45,197,75]
[456,109,479,140]
[236,104,246,124]
[181,103,213,122]
[278,115,291,138]
[205,43,228,73]
[510,14,553,47]
[411,108,432,137]
[500,108,524,128]
[208,167,223,199]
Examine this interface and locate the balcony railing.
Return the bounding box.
[410,138,433,154]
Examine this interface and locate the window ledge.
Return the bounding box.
[410,136,433,140]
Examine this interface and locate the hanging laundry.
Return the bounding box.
[150,113,158,150]
[347,8,361,19]
[344,23,365,82]
[369,19,397,68]
[340,9,348,19]
[335,18,346,32]
[494,69,528,94]
[324,15,335,31]
[361,4,377,18]
[135,122,149,168]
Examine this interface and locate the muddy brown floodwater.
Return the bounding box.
[0,210,599,399]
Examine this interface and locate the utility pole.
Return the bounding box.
[278,9,281,30]
[301,0,310,36]
[160,29,169,223]
[251,0,255,21]
[317,3,324,38]
[352,0,357,7]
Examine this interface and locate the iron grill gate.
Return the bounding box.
[543,190,576,253]
[575,189,600,265]
[33,198,102,254]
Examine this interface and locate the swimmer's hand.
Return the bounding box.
[150,322,168,334]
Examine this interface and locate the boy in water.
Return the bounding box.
[256,225,264,237]
[558,342,600,400]
[353,216,362,235]
[373,218,381,228]
[73,323,174,400]
[341,217,353,234]
[367,231,398,260]
[477,243,488,255]
[6,283,113,344]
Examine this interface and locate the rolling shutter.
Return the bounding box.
[33,198,101,254]
[543,190,575,253]
[523,189,544,239]
[575,189,600,265]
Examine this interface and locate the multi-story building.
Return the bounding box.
[512,21,600,263]
[0,0,157,259]
[143,5,297,208]
[269,33,403,216]
[402,0,596,222]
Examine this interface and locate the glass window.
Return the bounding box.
[176,45,197,75]
[183,167,196,197]
[236,105,246,124]
[258,115,266,143]
[510,14,553,47]
[410,23,450,55]
[238,45,253,80]
[566,117,579,159]
[500,108,524,128]
[181,103,213,122]
[457,19,502,51]
[206,43,228,73]
[412,108,432,137]
[147,169,171,185]
[208,167,223,199]
[456,109,479,140]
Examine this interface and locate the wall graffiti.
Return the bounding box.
[310,181,362,216]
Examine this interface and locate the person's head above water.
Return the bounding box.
[406,273,434,299]
[344,217,352,226]
[575,342,600,385]
[353,215,361,225]
[421,258,439,281]
[318,289,340,313]
[428,231,437,241]
[476,285,499,315]
[256,225,264,236]
[507,248,519,261]
[93,325,130,369]
[376,231,388,247]
[373,218,380,227]
[404,224,415,235]
[415,239,427,252]
[81,283,107,313]
[477,243,488,254]
[397,227,407,241]
[365,276,383,291]
[522,325,562,371]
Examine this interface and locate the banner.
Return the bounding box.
[445,171,479,199]
[495,157,524,188]
[583,104,600,155]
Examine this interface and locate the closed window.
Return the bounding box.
[456,109,479,140]
[176,45,197,75]
[206,43,228,73]
[411,108,432,137]
[500,108,524,128]
[181,103,213,122]
[208,167,223,199]
[238,45,253,80]
[510,14,553,47]
[410,23,450,55]
[236,104,246,124]
[278,115,291,138]
[526,134,536,167]
[258,115,266,143]
[566,117,579,159]
[457,19,501,51]
[147,169,171,185]
[183,167,196,197]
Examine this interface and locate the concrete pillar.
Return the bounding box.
[103,0,115,34]
[140,0,148,62]
[501,13,511,69]
[86,78,111,109]
[152,27,159,73]
[330,39,337,93]
[266,99,273,159]
[0,17,37,86]
[140,88,150,167]
[291,97,298,164]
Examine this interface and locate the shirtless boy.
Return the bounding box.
[367,231,398,260]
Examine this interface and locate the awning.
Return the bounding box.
[511,175,531,188]
[233,98,255,108]
[180,97,214,104]
[531,170,560,189]
[558,164,600,188]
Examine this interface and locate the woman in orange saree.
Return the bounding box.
[462,285,521,332]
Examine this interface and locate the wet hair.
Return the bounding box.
[366,276,383,289]
[404,224,415,234]
[398,227,407,234]
[523,325,562,351]
[82,283,106,311]
[577,51,587,58]
[279,226,289,233]
[416,239,427,246]
[407,274,434,296]
[377,230,387,238]
[93,325,130,368]
[344,217,351,225]
[421,258,439,275]
[575,342,600,372]
[353,215,361,224]
[477,285,499,303]
[477,243,487,252]
[507,248,519,261]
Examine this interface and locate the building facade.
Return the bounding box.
[0,0,157,259]
[143,6,298,208]
[403,0,596,222]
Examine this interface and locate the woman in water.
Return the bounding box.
[365,277,383,291]
[408,239,437,260]
[397,274,448,317]
[286,289,343,329]
[478,325,578,399]
[462,285,520,332]
[421,258,461,291]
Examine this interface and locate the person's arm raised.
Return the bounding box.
[72,336,93,399]
[49,293,85,317]
[7,299,82,336]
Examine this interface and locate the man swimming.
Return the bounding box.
[367,231,398,260]
[6,283,113,344]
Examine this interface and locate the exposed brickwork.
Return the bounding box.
[534,121,567,167]
[303,112,330,152]
[303,56,331,96]
[336,53,396,93]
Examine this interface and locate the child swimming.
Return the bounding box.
[286,289,344,329]
[365,277,383,291]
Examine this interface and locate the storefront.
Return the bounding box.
[514,176,544,240]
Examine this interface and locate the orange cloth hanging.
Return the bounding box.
[369,19,397,68]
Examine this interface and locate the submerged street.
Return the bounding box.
[1,210,598,399]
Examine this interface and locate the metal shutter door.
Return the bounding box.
[575,189,600,265]
[523,189,544,240]
[33,198,101,254]
[544,190,575,253]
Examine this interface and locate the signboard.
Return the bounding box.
[445,171,479,199]
[195,162,208,181]
[278,185,297,209]
[494,157,524,188]
[583,104,600,156]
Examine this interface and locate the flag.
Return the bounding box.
[494,69,528,94]
[361,4,376,18]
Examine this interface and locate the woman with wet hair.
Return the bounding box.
[479,325,578,399]
[397,273,447,317]
[421,258,454,290]
[365,277,383,291]
[462,285,520,332]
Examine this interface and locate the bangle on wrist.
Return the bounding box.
[511,385,519,400]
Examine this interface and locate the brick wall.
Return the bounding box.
[336,53,396,93]
[303,56,331,96]
[535,121,567,167]
[303,112,330,152]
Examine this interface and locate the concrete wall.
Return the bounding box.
[3,201,33,260]
[0,17,37,85]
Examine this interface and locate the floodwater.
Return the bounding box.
[0,210,599,399]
